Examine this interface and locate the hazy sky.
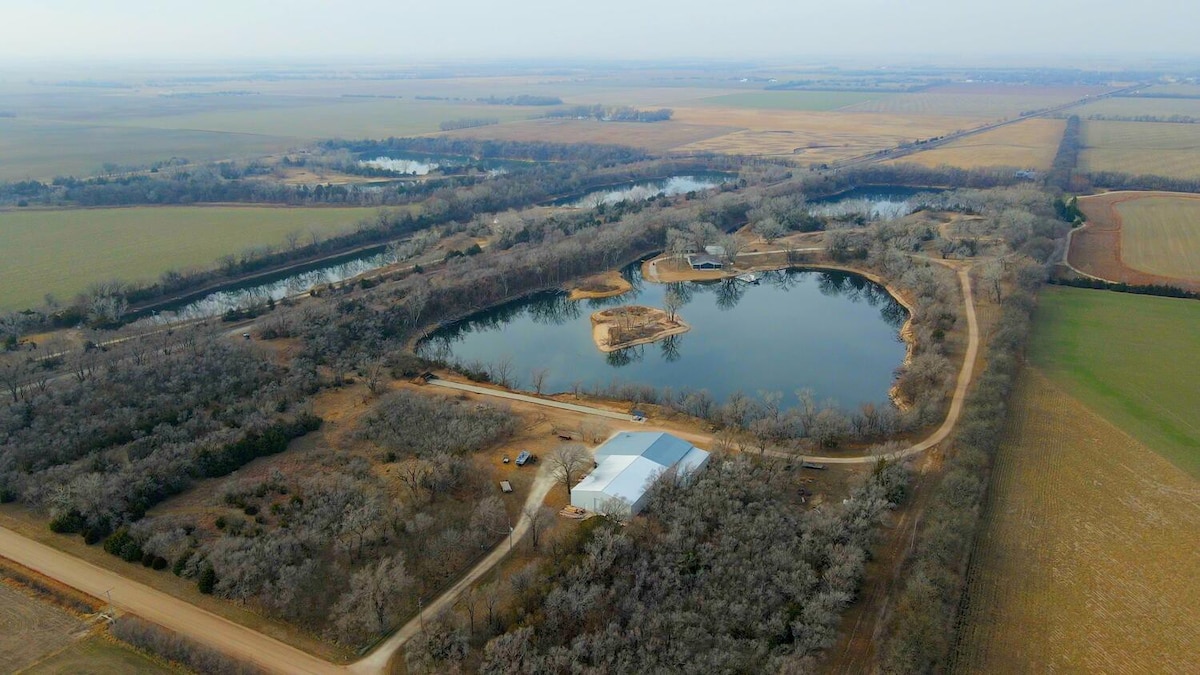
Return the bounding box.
[2,0,1198,62]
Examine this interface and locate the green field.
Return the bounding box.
[0,206,380,310]
[697,91,886,111]
[1079,120,1200,179]
[1116,196,1200,279]
[22,634,178,674]
[1031,286,1200,477]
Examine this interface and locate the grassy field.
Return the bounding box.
[951,368,1200,673]
[891,118,1065,170]
[696,91,887,111]
[1079,120,1200,178]
[22,633,179,675]
[0,118,293,181]
[844,84,1106,119]
[1115,195,1200,279]
[0,206,379,310]
[1030,286,1200,477]
[0,582,84,671]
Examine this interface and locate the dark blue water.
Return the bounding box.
[419,265,908,408]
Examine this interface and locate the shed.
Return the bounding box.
[499,481,513,493]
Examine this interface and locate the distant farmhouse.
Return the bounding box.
[686,253,723,270]
[571,431,710,517]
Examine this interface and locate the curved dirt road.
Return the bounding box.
[442,261,980,465]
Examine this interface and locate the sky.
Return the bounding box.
[2,0,1199,63]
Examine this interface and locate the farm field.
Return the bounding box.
[1115,195,1200,279]
[1079,120,1200,178]
[843,84,1107,119]
[1075,95,1200,118]
[109,98,543,139]
[0,118,293,182]
[439,117,740,152]
[696,90,888,111]
[1070,191,1200,291]
[891,118,1065,170]
[669,108,977,160]
[21,633,178,675]
[1031,286,1200,477]
[0,582,85,671]
[950,369,1200,673]
[0,205,380,310]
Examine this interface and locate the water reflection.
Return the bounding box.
[420,264,908,408]
[559,175,730,208]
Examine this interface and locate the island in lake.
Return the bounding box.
[567,270,633,300]
[590,305,690,353]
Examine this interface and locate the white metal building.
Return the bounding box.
[571,431,710,517]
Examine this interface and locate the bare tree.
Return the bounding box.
[523,505,555,550]
[490,357,514,389]
[664,288,683,323]
[548,444,592,499]
[397,458,433,504]
[365,359,388,395]
[332,554,414,641]
[530,367,550,395]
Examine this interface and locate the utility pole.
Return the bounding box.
[509,524,514,552]
[418,596,425,633]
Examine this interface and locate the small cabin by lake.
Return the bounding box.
[687,253,723,270]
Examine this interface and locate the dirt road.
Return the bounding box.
[0,527,340,675]
[429,380,634,421]
[349,464,557,674]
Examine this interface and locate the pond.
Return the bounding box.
[554,174,731,208]
[358,152,525,176]
[419,264,908,409]
[809,184,945,221]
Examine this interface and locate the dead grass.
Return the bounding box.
[888,118,1065,170]
[0,582,85,672]
[950,369,1200,673]
[438,118,738,152]
[1115,194,1200,280]
[844,84,1108,118]
[566,271,633,301]
[669,108,976,161]
[1080,120,1200,179]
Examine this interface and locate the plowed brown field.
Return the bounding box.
[949,369,1200,673]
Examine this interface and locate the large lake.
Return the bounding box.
[419,265,908,409]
